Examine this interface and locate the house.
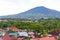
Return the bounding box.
[2,32,11,40]
[10,26,18,32]
[28,31,35,38]
[0,31,5,36]
[18,31,28,37]
[30,37,56,40]
[11,36,17,40]
[8,30,18,37]
[0,29,5,37]
[48,29,60,39]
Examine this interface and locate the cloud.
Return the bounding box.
[0,0,60,16]
[0,0,20,16]
[0,0,42,16]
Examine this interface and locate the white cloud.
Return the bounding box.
[0,0,20,16]
[0,0,60,16]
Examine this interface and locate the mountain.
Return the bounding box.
[0,6,60,19]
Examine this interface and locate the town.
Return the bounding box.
[0,19,60,40]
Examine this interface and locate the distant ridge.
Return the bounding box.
[0,6,60,19]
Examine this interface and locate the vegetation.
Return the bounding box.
[0,18,60,37]
[58,38,60,40]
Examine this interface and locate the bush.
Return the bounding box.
[58,38,60,40]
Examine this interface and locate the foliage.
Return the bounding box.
[0,19,60,37]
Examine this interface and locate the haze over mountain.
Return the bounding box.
[0,6,60,19]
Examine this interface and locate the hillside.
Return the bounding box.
[0,6,60,19]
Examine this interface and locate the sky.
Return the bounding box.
[0,0,60,16]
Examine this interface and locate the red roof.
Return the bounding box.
[30,38,38,40]
[2,32,11,40]
[31,37,56,40]
[11,36,17,40]
[39,37,56,40]
[11,26,18,32]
